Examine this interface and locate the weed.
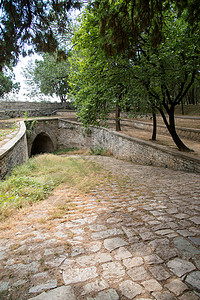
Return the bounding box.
[9,244,21,251]
[39,258,44,265]
[0,291,7,298]
[65,241,72,249]
[24,119,38,138]
[89,146,109,156]
[38,218,46,224]
[41,264,50,272]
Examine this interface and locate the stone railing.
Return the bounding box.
[0,121,28,179]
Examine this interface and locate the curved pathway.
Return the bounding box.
[0,155,200,299]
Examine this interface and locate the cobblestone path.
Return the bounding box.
[0,156,200,300]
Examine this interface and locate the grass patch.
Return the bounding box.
[0,154,110,221]
[0,121,16,141]
[53,147,90,156]
[89,146,111,156]
[53,147,79,155]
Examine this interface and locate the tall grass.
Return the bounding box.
[0,154,107,220]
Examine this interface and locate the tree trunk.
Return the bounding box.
[151,111,157,140]
[159,107,192,152]
[191,87,195,105]
[181,100,184,115]
[115,105,121,131]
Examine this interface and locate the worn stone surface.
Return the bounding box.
[81,279,109,295]
[91,229,123,240]
[142,279,162,292]
[165,279,188,296]
[185,271,200,291]
[0,281,9,292]
[103,237,128,251]
[28,285,76,300]
[127,266,151,281]
[113,247,132,260]
[188,237,200,247]
[167,258,196,277]
[173,237,200,257]
[123,257,143,269]
[178,291,200,300]
[76,252,112,267]
[63,266,98,285]
[119,280,144,298]
[102,261,125,281]
[0,155,200,300]
[29,280,57,294]
[149,265,171,281]
[152,291,176,300]
[143,254,163,265]
[87,288,119,300]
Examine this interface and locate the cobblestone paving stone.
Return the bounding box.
[0,155,200,299]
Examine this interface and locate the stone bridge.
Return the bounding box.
[1,117,200,179]
[27,118,59,156]
[27,118,200,173]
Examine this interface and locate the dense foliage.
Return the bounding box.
[70,11,132,130]
[33,53,71,102]
[69,1,200,151]
[0,66,20,97]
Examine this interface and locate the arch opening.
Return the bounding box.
[31,132,54,156]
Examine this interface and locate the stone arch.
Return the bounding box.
[31,132,54,156]
[28,124,58,157]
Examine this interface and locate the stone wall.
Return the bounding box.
[0,121,28,179]
[0,101,72,119]
[58,119,200,173]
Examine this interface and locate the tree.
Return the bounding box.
[70,10,131,131]
[33,53,71,103]
[130,11,199,151]
[90,0,200,55]
[0,66,20,97]
[0,0,82,68]
[0,0,82,97]
[85,1,200,152]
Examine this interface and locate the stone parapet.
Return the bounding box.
[0,121,28,179]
